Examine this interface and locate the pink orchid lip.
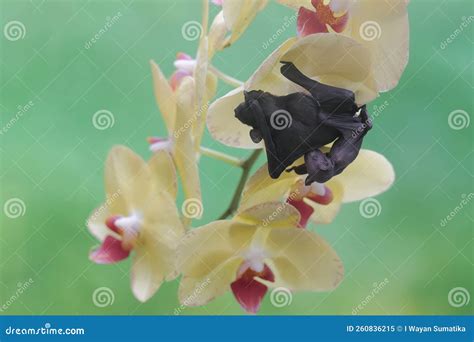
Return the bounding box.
[105,215,122,234]
[297,0,349,37]
[287,185,334,228]
[230,264,275,314]
[89,235,130,264]
[287,197,314,228]
[147,136,172,152]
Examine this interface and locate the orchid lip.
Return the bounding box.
[148,137,173,152]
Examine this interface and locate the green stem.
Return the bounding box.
[218,149,262,219]
[200,146,242,167]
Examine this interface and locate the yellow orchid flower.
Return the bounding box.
[148,70,204,211]
[88,146,184,302]
[207,33,377,149]
[177,202,343,313]
[211,0,269,47]
[240,149,394,227]
[279,0,410,92]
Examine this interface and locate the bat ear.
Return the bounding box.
[243,90,249,100]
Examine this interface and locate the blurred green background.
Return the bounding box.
[0,0,472,315]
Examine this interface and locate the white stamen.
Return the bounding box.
[329,0,353,13]
[310,182,326,196]
[173,59,196,72]
[241,245,268,273]
[115,212,142,235]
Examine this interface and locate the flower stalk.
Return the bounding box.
[208,64,244,87]
[219,149,262,219]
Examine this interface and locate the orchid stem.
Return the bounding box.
[200,146,242,167]
[218,149,262,219]
[208,64,244,87]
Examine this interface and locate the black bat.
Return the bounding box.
[234,61,372,185]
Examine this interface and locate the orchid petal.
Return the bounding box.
[173,77,202,205]
[349,0,409,91]
[150,60,176,132]
[105,145,151,213]
[222,0,268,45]
[240,162,297,211]
[259,228,344,291]
[130,238,173,302]
[208,11,228,58]
[236,202,301,229]
[333,149,395,203]
[148,150,177,199]
[280,33,378,105]
[87,205,112,242]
